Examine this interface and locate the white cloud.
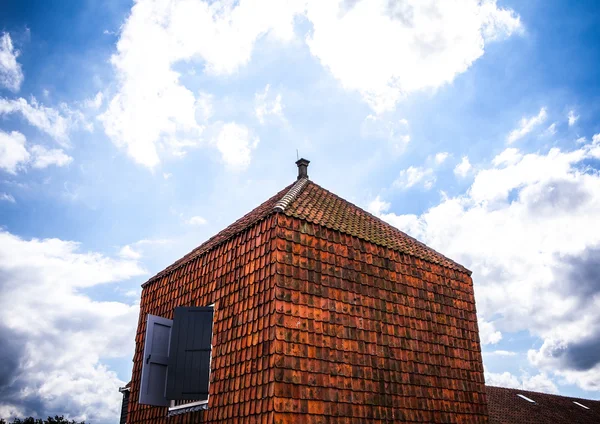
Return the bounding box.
[102,0,522,166]
[544,122,557,136]
[132,238,173,247]
[164,136,200,159]
[0,193,15,203]
[30,145,73,169]
[454,155,472,177]
[393,166,435,190]
[255,84,285,125]
[0,97,83,147]
[195,92,213,123]
[0,130,30,174]
[305,0,522,113]
[527,337,600,391]
[361,114,410,150]
[163,172,172,180]
[521,373,559,394]
[84,91,103,110]
[479,318,502,344]
[492,147,522,167]
[0,33,24,92]
[487,350,517,357]
[99,80,201,168]
[434,152,450,164]
[0,230,145,422]
[367,195,391,216]
[118,244,142,260]
[186,215,207,226]
[0,130,73,174]
[212,122,259,170]
[485,371,520,388]
[507,107,547,144]
[370,137,600,392]
[568,110,579,127]
[124,289,139,298]
[100,0,301,168]
[485,371,558,394]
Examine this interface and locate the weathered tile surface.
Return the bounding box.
[272,214,487,423]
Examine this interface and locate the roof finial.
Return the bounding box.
[296,158,310,180]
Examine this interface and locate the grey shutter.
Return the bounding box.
[139,314,173,406]
[166,306,214,400]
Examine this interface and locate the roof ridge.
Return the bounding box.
[273,178,309,212]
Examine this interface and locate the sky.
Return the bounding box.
[1,0,600,422]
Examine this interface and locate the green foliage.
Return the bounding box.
[0,416,85,424]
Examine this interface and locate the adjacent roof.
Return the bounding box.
[486,386,600,424]
[143,178,469,286]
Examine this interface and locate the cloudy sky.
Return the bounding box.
[1,0,600,422]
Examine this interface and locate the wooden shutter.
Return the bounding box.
[139,314,173,406]
[166,306,214,400]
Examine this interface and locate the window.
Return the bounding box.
[516,394,536,403]
[139,306,215,410]
[573,401,590,410]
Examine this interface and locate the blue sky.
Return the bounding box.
[1,0,600,422]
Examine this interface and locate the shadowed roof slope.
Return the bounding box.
[143,177,469,286]
[486,386,600,424]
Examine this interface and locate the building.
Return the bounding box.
[120,159,595,423]
[486,386,600,423]
[125,159,487,423]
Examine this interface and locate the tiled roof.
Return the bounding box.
[143,178,469,287]
[486,386,600,424]
[284,180,470,274]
